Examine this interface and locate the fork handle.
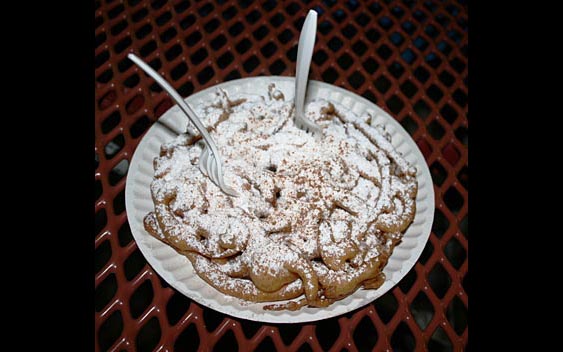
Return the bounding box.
[295,10,317,117]
[127,54,219,154]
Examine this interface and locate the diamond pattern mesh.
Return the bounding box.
[95,0,468,350]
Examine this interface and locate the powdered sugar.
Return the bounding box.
[146,84,417,307]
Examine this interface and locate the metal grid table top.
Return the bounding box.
[95,0,468,350]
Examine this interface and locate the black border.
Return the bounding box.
[15,2,94,349]
[470,0,552,349]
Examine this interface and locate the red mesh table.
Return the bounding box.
[95,0,468,350]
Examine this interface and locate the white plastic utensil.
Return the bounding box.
[127,53,238,197]
[294,9,322,136]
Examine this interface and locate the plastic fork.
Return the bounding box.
[294,9,322,136]
[127,53,238,197]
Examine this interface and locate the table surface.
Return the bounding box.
[94,0,468,351]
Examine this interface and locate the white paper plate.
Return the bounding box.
[125,76,434,323]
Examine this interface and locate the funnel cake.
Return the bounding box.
[144,84,417,310]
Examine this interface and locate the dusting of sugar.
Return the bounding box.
[147,85,417,308]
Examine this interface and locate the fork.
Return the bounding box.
[127,53,238,197]
[294,9,322,136]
